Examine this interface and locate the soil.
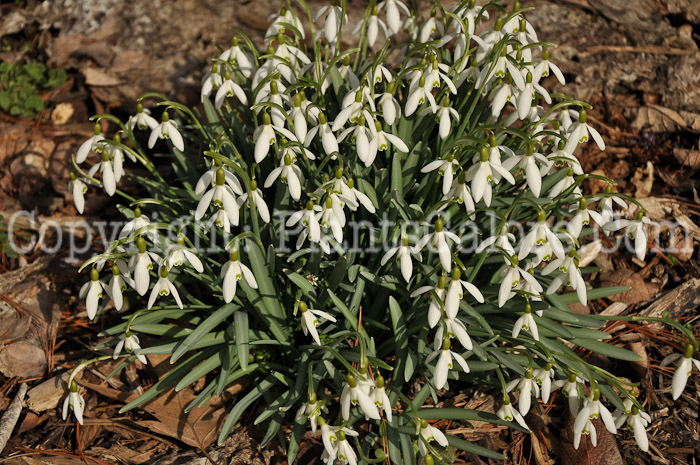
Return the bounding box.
[0,0,698,464]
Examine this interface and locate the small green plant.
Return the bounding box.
[0,214,18,260]
[0,60,67,117]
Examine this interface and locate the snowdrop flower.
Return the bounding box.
[405,76,437,116]
[297,392,327,434]
[288,93,310,143]
[476,225,516,258]
[421,153,460,196]
[548,167,581,199]
[515,71,551,120]
[367,62,393,87]
[426,338,470,389]
[603,211,651,261]
[106,265,128,311]
[567,197,604,239]
[76,122,105,163]
[305,112,339,157]
[371,120,409,153]
[341,373,380,420]
[337,177,376,213]
[565,110,605,153]
[382,235,421,282]
[371,376,393,421]
[318,197,346,244]
[215,71,247,109]
[62,380,85,425]
[435,315,473,351]
[128,237,160,296]
[488,77,518,117]
[553,374,584,415]
[196,168,240,226]
[423,59,457,96]
[80,268,104,320]
[614,405,651,452]
[477,47,525,92]
[534,49,565,85]
[265,152,304,201]
[337,114,377,167]
[128,103,158,131]
[431,96,459,140]
[299,301,336,346]
[286,200,323,251]
[548,140,582,175]
[417,419,448,456]
[498,256,543,307]
[353,6,387,47]
[118,207,152,240]
[253,113,294,163]
[69,172,87,214]
[167,237,204,273]
[506,368,539,416]
[543,249,587,305]
[414,217,460,272]
[201,63,224,102]
[419,8,444,42]
[333,89,371,131]
[219,36,254,78]
[496,395,528,429]
[473,17,506,64]
[314,0,346,44]
[113,331,147,364]
[512,303,539,341]
[148,111,184,152]
[533,363,555,403]
[661,344,700,400]
[334,430,358,465]
[595,185,627,226]
[148,266,183,309]
[266,7,305,40]
[87,148,116,196]
[108,134,133,183]
[378,0,410,35]
[518,210,565,260]
[445,266,484,318]
[411,275,446,328]
[465,147,516,206]
[442,171,475,215]
[221,248,258,303]
[237,180,270,223]
[573,388,617,450]
[449,0,485,36]
[378,82,401,126]
[502,145,548,198]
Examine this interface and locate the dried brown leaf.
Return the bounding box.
[599,269,658,305]
[0,342,47,378]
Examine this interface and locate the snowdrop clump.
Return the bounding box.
[65,0,697,461]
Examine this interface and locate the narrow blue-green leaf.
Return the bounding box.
[175,350,222,391]
[171,304,236,362]
[418,408,528,432]
[283,268,317,296]
[287,415,307,464]
[245,241,289,341]
[235,310,250,370]
[573,338,642,361]
[446,434,505,460]
[218,375,276,445]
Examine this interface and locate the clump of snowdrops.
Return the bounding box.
[65,0,699,462]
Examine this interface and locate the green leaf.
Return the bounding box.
[445,434,505,460]
[218,374,276,444]
[418,408,528,432]
[0,91,10,110]
[175,350,223,391]
[391,153,404,199]
[283,268,316,296]
[244,241,289,341]
[572,338,641,361]
[25,95,43,112]
[287,414,307,463]
[171,303,236,362]
[234,310,250,370]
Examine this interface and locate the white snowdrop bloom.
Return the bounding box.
[477,47,525,92]
[87,148,116,197]
[423,59,457,94]
[381,235,422,282]
[264,152,304,201]
[195,160,243,197]
[511,303,539,341]
[287,201,326,252]
[498,256,543,307]
[595,186,628,226]
[62,380,85,425]
[405,76,438,116]
[106,264,128,311]
[573,389,617,450]
[378,84,401,126]
[195,168,240,226]
[353,6,387,47]
[318,419,359,464]
[487,78,518,118]
[255,80,289,128]
[410,275,447,328]
[206,208,231,233]
[454,57,480,88]
[603,211,651,261]
[532,363,555,403]
[445,266,484,319]
[417,419,448,457]
[426,338,470,389]
[337,114,377,167]
[370,119,409,153]
[215,71,248,109]
[108,134,134,183]
[419,9,444,42]
[502,145,548,197]
[253,112,296,163]
[288,93,309,143]
[442,171,475,215]
[149,111,184,152]
[334,430,358,465]
[220,248,257,303]
[543,250,588,305]
[296,392,327,434]
[516,71,551,120]
[266,7,305,40]
[518,211,565,260]
[371,376,393,421]
[298,301,337,346]
[128,237,161,296]
[565,110,605,153]
[533,48,565,84]
[421,153,460,196]
[219,36,254,78]
[472,16,506,63]
[341,373,380,420]
[661,344,700,400]
[449,0,486,36]
[435,315,473,351]
[515,265,544,301]
[497,395,529,430]
[506,368,540,416]
[476,225,516,258]
[237,180,270,223]
[76,122,105,163]
[553,374,584,415]
[333,89,370,131]
[615,405,651,452]
[547,140,582,175]
[548,167,581,199]
[128,103,158,131]
[334,175,376,213]
[378,0,410,35]
[317,197,345,243]
[113,332,147,364]
[80,268,104,320]
[314,2,346,44]
[567,198,604,239]
[148,266,183,309]
[465,147,516,206]
[367,62,393,87]
[336,56,360,90]
[200,63,224,102]
[167,238,204,273]
[305,112,339,157]
[414,217,460,272]
[431,96,460,140]
[69,172,87,214]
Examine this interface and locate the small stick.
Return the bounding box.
[0,383,28,454]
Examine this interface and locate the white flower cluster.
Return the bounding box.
[64,0,697,461]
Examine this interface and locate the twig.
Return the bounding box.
[0,383,28,454]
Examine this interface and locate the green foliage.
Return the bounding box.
[0,60,67,118]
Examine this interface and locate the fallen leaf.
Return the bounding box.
[632,105,687,132]
[82,67,123,86]
[557,412,623,465]
[0,342,47,378]
[51,103,75,125]
[111,51,149,73]
[599,269,658,305]
[673,148,700,169]
[26,372,70,412]
[630,161,654,198]
[628,341,649,376]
